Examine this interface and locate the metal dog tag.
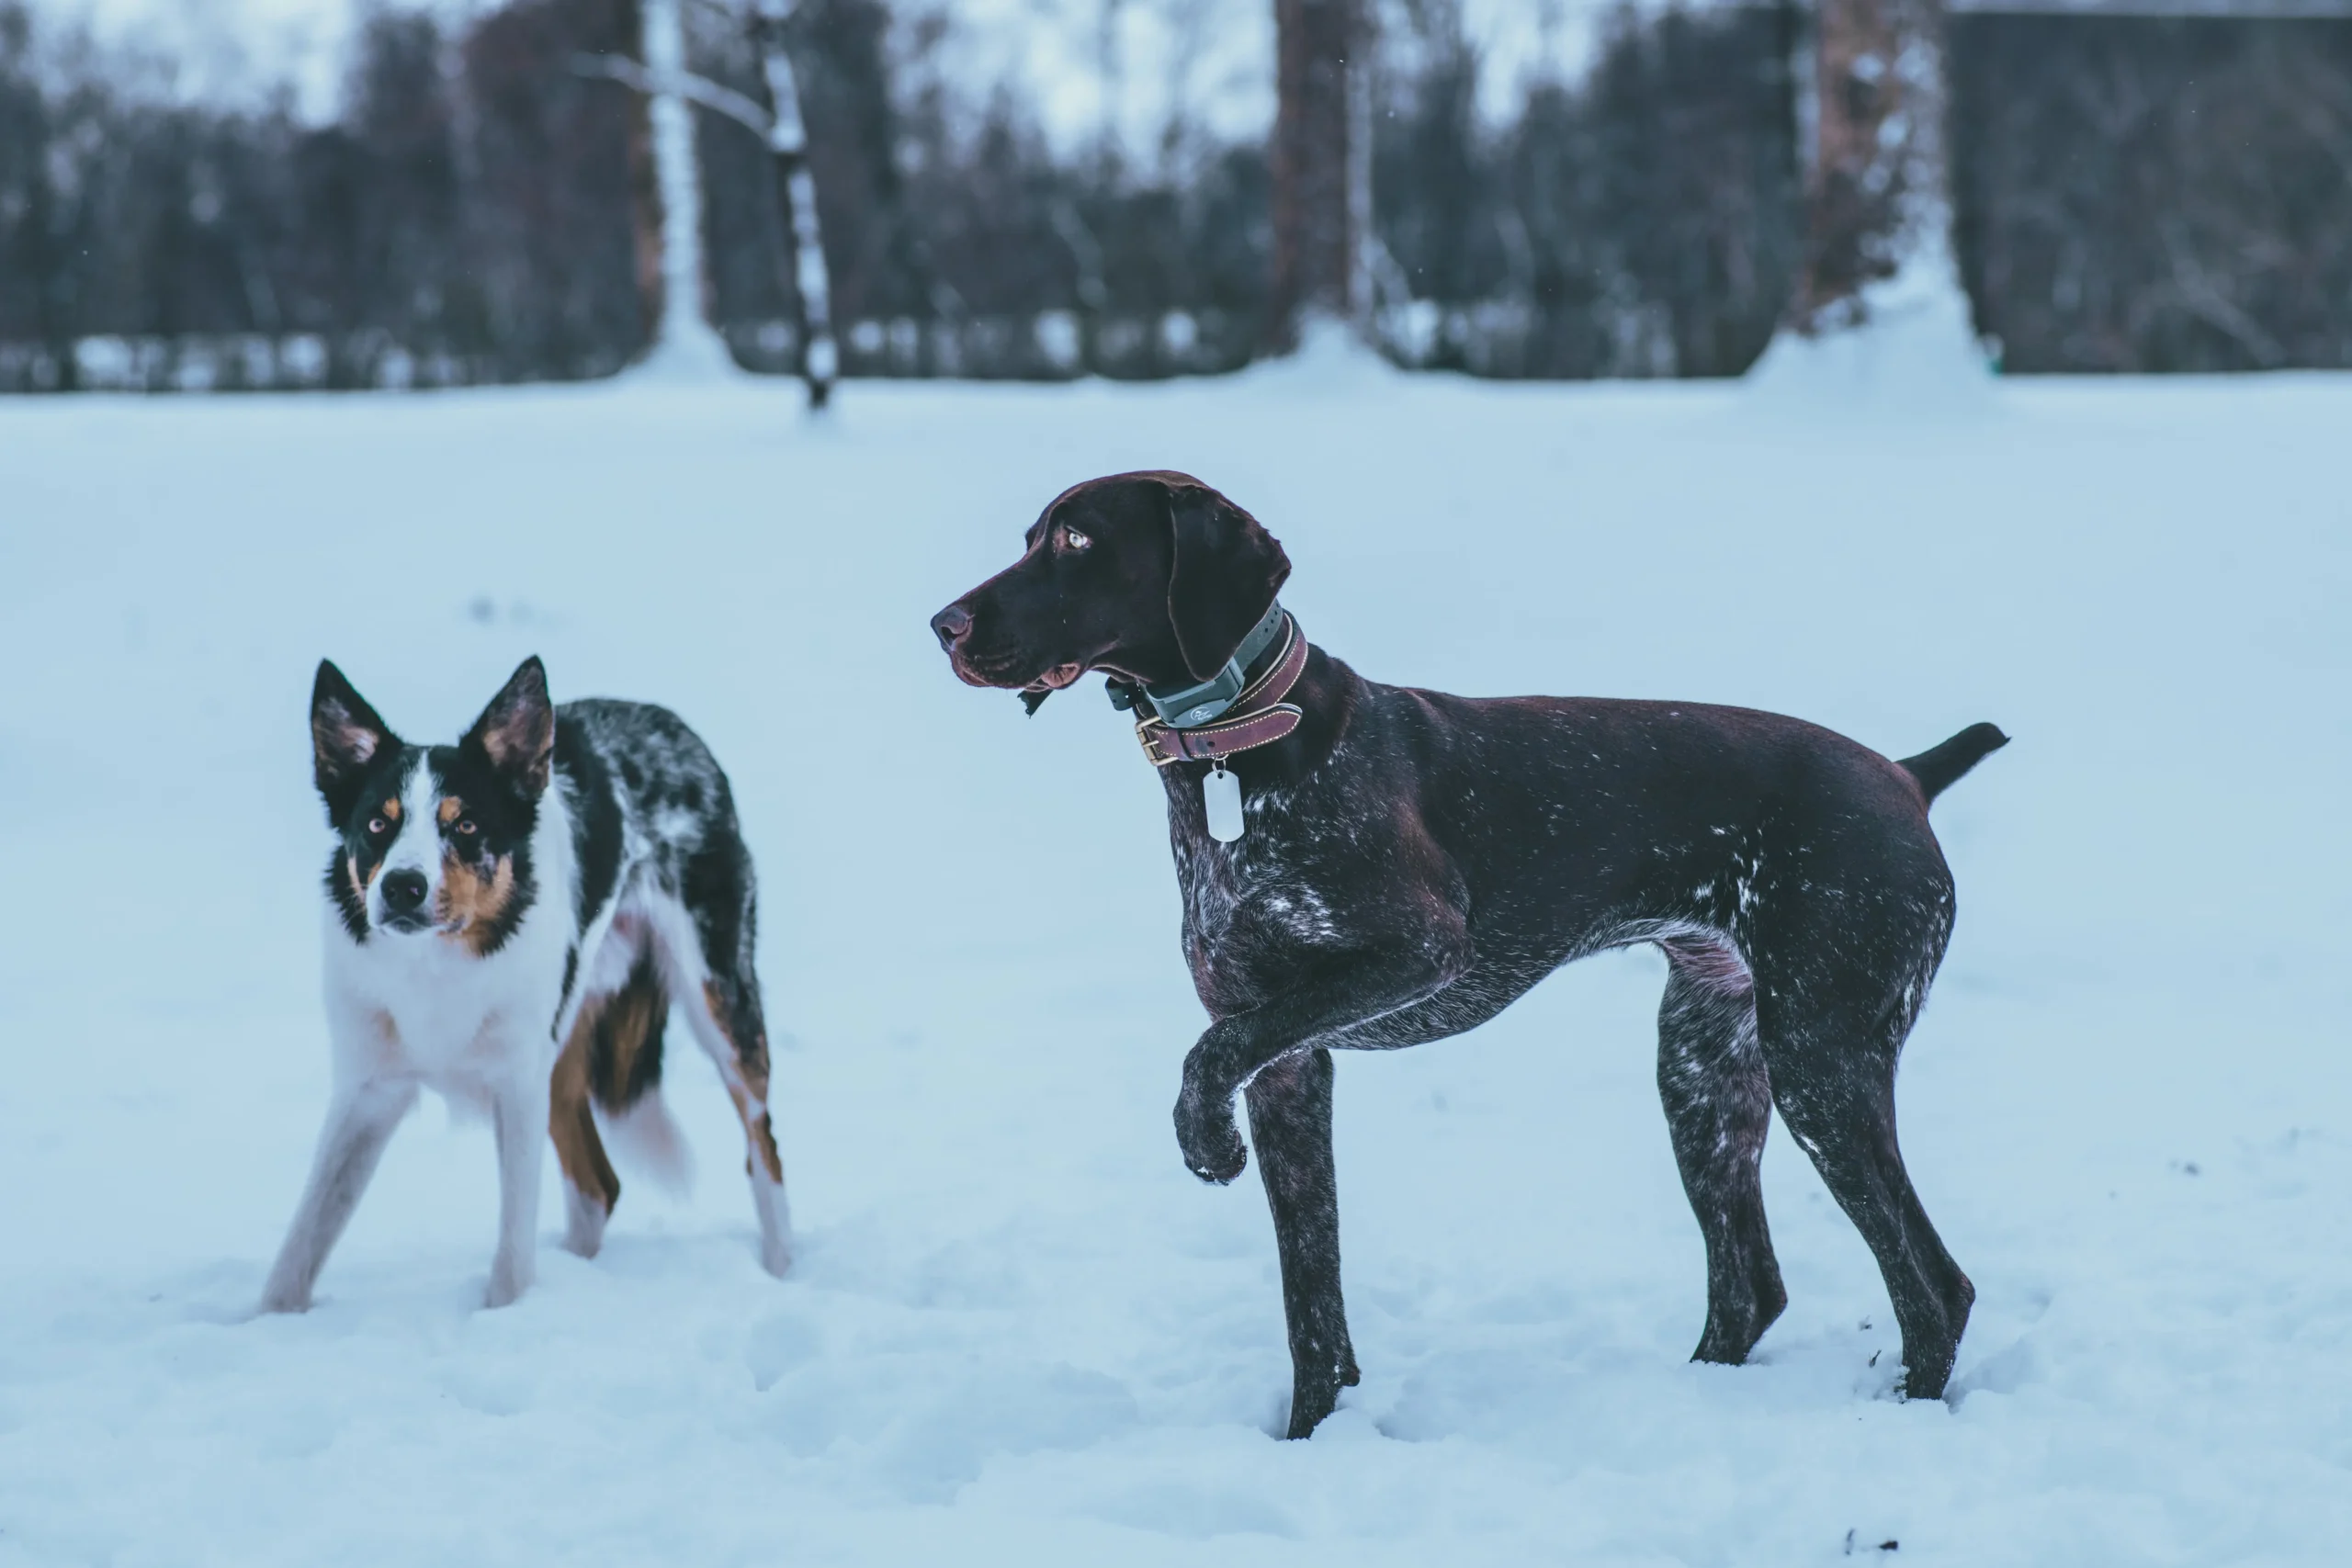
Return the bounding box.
[1204,761,1244,843]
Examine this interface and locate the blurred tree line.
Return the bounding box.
[1371,0,1802,377]
[1951,13,2352,372]
[1,0,2348,388]
[0,0,653,387]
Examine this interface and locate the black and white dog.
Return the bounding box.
[261,657,788,1312]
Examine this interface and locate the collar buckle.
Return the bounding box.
[1126,610,1310,768]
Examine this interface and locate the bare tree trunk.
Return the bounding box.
[637,0,734,374]
[624,6,667,361]
[1270,0,1366,349]
[755,2,838,408]
[1791,0,1951,333]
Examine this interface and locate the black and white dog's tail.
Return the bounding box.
[578,948,694,1192]
[1899,722,2010,805]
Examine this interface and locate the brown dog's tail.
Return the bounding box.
[1899,722,2009,804]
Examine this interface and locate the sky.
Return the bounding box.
[34,0,381,118]
[28,0,1623,146]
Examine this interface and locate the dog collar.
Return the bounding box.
[1111,599,1289,728]
[1123,611,1309,767]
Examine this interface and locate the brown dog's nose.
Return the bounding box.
[931,604,973,651]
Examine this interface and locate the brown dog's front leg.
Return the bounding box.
[1174,1036,1255,1182]
[1174,943,1465,1185]
[1248,1048,1358,1438]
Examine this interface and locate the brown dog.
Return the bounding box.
[932,471,2005,1437]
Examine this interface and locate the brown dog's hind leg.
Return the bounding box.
[1247,1048,1359,1439]
[1745,838,1975,1398]
[1753,990,1973,1399]
[1657,940,1786,1366]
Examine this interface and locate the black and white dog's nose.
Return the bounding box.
[931,604,973,650]
[380,869,428,913]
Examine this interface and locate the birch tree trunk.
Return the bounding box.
[636,0,735,376]
[1269,0,1368,350]
[755,2,838,407]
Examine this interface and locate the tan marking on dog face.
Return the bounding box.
[345,853,374,907]
[382,797,401,822]
[438,795,463,826]
[438,851,517,955]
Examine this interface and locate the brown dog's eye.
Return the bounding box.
[456,818,478,836]
[1061,525,1091,552]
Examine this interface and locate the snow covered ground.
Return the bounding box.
[0,361,2346,1565]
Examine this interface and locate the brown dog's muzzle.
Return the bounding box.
[931,592,1085,694]
[929,601,999,689]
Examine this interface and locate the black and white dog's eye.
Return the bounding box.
[456,818,478,836]
[368,817,389,835]
[1062,526,1091,551]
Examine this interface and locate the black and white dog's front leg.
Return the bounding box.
[485,1065,551,1309]
[1247,1047,1360,1438]
[261,1077,418,1314]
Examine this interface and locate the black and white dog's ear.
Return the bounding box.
[312,660,400,825]
[1163,479,1292,682]
[463,656,557,798]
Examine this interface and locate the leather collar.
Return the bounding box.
[1124,612,1309,767]
[1114,598,1289,728]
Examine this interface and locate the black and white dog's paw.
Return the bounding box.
[1174,1083,1250,1184]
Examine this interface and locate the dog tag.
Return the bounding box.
[1204,761,1245,843]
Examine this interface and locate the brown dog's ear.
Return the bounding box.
[461,656,557,798]
[1163,479,1291,682]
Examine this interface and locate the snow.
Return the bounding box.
[1,363,2348,1564]
[1746,248,1996,410]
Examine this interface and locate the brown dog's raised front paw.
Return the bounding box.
[1174,1084,1249,1184]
